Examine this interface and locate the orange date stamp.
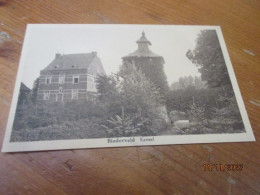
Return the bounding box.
[204,164,243,171]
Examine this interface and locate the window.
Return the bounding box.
[59,87,62,93]
[59,74,65,84]
[72,89,78,99]
[56,93,63,102]
[45,76,52,84]
[73,75,79,84]
[43,91,50,100]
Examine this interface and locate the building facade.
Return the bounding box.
[36,52,105,102]
[122,32,169,96]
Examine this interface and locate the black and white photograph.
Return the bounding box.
[2,24,255,152]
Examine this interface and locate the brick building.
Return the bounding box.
[36,52,105,102]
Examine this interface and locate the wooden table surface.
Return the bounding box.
[0,0,259,194]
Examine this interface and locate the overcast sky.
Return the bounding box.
[20,25,214,89]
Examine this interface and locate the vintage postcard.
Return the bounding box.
[1,24,255,152]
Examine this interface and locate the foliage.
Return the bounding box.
[101,108,148,137]
[168,29,244,135]
[129,59,169,97]
[166,86,219,116]
[13,99,107,130]
[189,103,207,125]
[186,30,232,88]
[11,118,106,142]
[212,95,244,128]
[97,62,168,137]
[119,62,165,110]
[171,76,206,91]
[212,107,230,125]
[96,74,119,102]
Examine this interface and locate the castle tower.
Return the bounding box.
[122,32,169,96]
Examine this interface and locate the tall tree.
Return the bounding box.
[96,74,118,102]
[186,30,232,88]
[98,62,168,136]
[119,62,165,116]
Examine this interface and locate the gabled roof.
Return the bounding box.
[20,82,31,92]
[44,52,97,71]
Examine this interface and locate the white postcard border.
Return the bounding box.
[1,24,255,153]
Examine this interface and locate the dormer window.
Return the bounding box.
[73,75,79,84]
[45,76,52,84]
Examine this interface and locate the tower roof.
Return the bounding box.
[123,31,163,60]
[136,31,151,45]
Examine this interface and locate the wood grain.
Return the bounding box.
[0,0,259,194]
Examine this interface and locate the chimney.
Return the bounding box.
[55,53,61,59]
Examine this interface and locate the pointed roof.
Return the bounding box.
[123,31,162,59]
[20,82,31,92]
[136,31,151,45]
